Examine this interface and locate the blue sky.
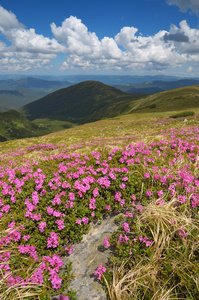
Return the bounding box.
[0,0,199,76]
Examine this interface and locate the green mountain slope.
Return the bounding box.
[0,110,51,141]
[129,85,199,113]
[20,81,141,124]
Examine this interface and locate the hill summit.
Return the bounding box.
[20,81,135,124]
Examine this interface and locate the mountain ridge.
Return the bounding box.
[0,77,71,110]
[20,80,141,124]
[114,78,199,94]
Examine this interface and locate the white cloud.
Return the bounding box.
[8,28,65,54]
[167,0,199,14]
[0,6,65,71]
[51,16,122,59]
[53,16,187,72]
[163,20,199,61]
[0,6,199,74]
[187,66,193,72]
[0,6,24,32]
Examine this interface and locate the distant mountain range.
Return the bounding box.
[114,79,199,94]
[0,77,70,111]
[0,74,183,83]
[1,79,199,141]
[0,77,70,89]
[49,74,183,85]
[1,75,199,113]
[0,75,199,112]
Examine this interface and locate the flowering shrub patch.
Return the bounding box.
[0,117,199,299]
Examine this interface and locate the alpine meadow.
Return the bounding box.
[1,0,199,299]
[0,84,199,298]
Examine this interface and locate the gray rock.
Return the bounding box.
[52,214,123,300]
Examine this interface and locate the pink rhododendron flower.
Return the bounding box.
[156,198,165,206]
[157,190,163,197]
[89,198,96,210]
[82,216,89,224]
[120,183,126,189]
[31,268,43,284]
[179,227,188,238]
[1,205,11,213]
[94,263,106,280]
[144,173,150,179]
[93,187,99,197]
[103,237,110,247]
[146,190,153,197]
[76,218,82,225]
[32,191,39,205]
[59,295,70,300]
[136,204,143,213]
[65,245,73,254]
[118,234,129,243]
[47,232,59,248]
[23,235,30,241]
[122,222,130,233]
[68,192,75,201]
[47,206,54,215]
[39,222,47,233]
[56,219,65,231]
[125,211,133,218]
[131,194,136,201]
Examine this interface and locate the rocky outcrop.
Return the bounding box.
[51,214,123,300]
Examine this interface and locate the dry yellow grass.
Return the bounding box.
[103,198,199,300]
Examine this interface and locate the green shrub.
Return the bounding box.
[170,111,195,119]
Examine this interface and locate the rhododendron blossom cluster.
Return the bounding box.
[0,123,198,298]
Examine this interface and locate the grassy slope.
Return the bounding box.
[32,118,77,133]
[21,83,199,129]
[0,110,51,141]
[0,111,198,299]
[129,85,199,113]
[2,84,199,142]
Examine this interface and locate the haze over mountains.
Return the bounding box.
[0,75,199,142]
[114,78,199,95]
[0,74,183,83]
[0,75,199,112]
[0,77,70,111]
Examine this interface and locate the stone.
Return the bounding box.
[51,214,124,300]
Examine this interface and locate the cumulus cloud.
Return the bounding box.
[52,16,187,72]
[0,6,24,31]
[167,0,199,14]
[51,16,122,59]
[7,28,65,54]
[0,5,65,71]
[0,5,199,73]
[163,32,189,42]
[163,20,199,61]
